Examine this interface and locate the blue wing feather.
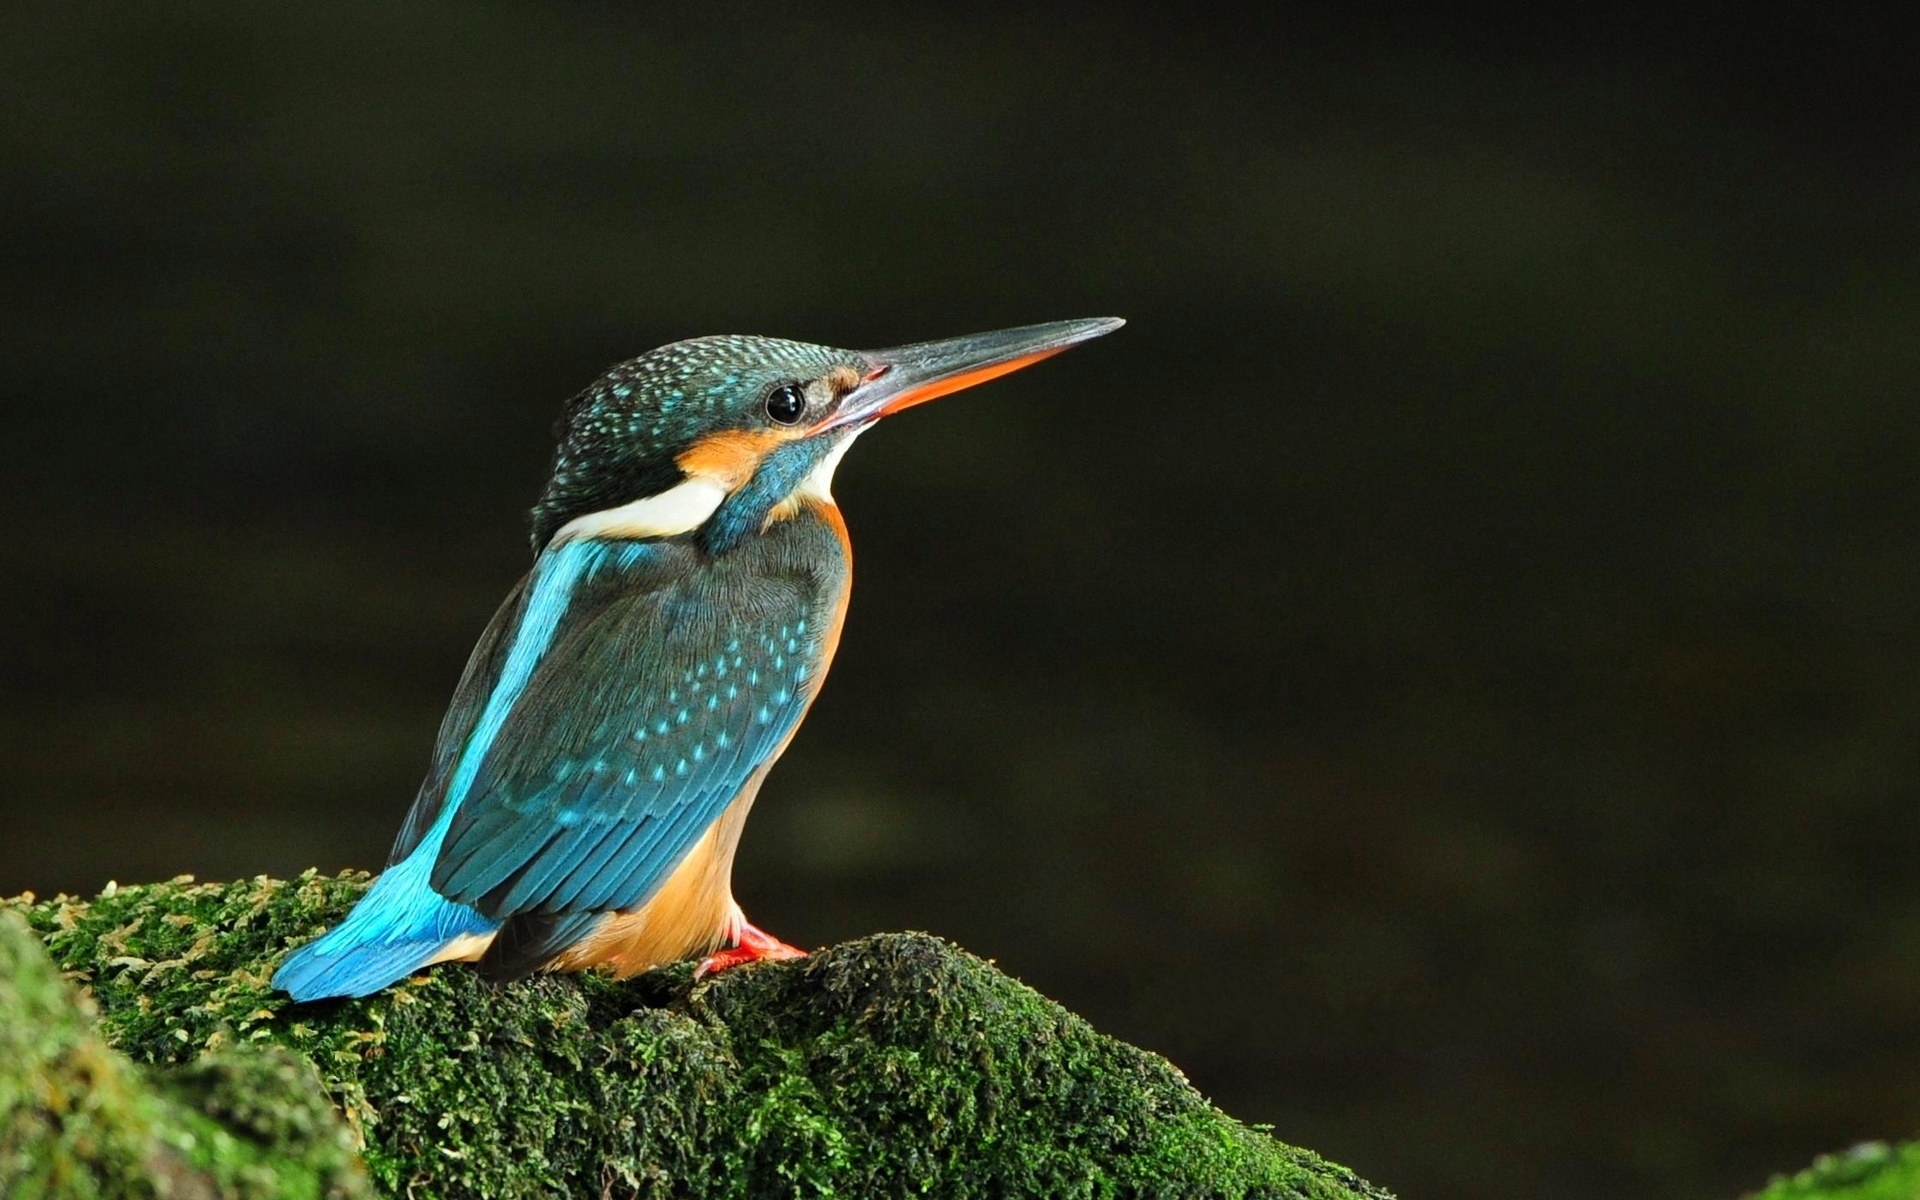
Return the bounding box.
[273,573,534,1002]
[276,512,846,1001]
[386,575,530,865]
[271,833,498,1000]
[430,528,838,922]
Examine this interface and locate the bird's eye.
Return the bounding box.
[764,384,806,425]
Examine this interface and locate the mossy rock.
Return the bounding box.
[0,906,368,1200]
[1749,1143,1920,1200]
[3,873,1391,1199]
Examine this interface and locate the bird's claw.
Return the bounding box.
[694,922,807,979]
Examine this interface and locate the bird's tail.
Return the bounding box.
[273,851,498,1001]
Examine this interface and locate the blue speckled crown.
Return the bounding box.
[531,336,863,550]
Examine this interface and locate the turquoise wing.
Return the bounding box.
[387,573,530,866]
[427,542,831,922]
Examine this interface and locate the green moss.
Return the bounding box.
[1749,1143,1920,1200]
[5,873,1392,1198]
[3,906,153,1198]
[0,907,368,1200]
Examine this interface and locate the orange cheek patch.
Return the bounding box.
[676,429,788,488]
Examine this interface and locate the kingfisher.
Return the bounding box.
[273,317,1122,1001]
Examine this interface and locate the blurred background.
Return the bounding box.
[4,6,1918,1198]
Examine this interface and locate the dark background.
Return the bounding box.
[5,7,1918,1198]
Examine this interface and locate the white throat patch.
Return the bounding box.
[795,430,862,505]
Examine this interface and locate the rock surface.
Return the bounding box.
[3,873,1392,1199]
[0,906,367,1200]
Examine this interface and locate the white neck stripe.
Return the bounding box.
[551,430,861,547]
[550,476,727,544]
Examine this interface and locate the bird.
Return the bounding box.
[272,317,1123,1001]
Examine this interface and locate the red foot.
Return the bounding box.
[694,921,807,979]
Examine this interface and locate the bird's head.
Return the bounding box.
[531,317,1123,554]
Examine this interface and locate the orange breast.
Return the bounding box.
[547,779,762,977]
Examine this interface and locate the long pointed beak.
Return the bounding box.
[820,317,1124,432]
